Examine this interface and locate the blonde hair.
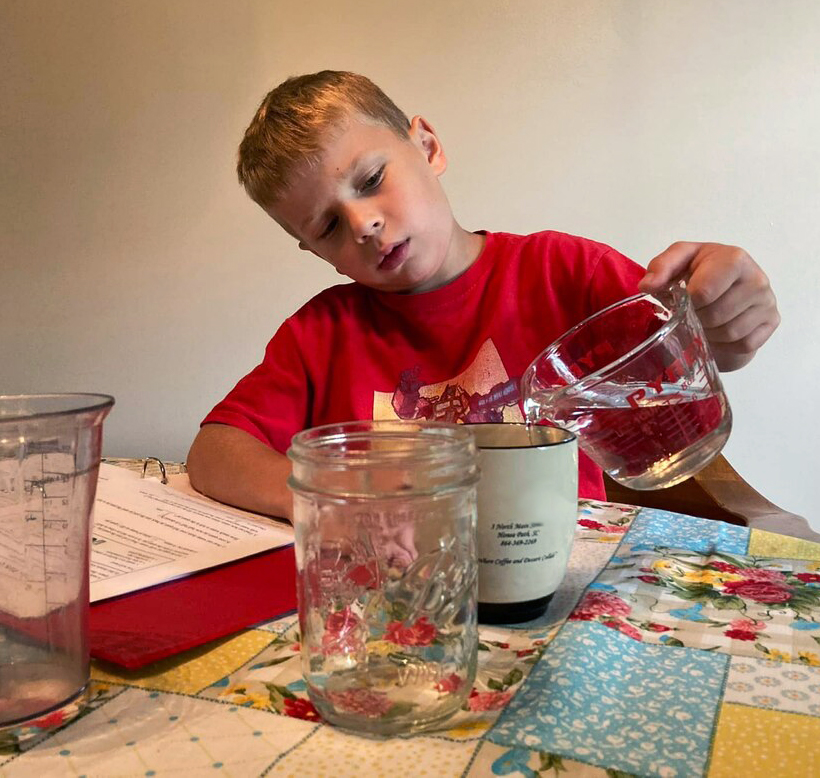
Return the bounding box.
[237,71,410,207]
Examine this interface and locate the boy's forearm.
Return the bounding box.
[187,423,293,521]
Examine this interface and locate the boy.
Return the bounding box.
[187,71,780,519]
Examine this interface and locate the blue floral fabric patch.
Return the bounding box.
[625,508,749,555]
[487,620,728,777]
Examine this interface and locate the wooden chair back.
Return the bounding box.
[603,454,820,542]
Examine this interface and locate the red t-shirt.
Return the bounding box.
[202,230,644,498]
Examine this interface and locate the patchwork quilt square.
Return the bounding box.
[91,629,277,694]
[723,656,820,716]
[567,542,820,664]
[487,621,728,777]
[708,703,820,777]
[625,509,749,555]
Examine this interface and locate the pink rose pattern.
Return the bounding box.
[573,591,632,618]
[576,501,638,538]
[384,616,437,647]
[738,568,788,583]
[434,673,464,694]
[721,579,794,604]
[708,561,740,573]
[466,689,513,712]
[29,710,66,729]
[321,607,366,655]
[722,618,768,642]
[569,591,662,642]
[211,503,820,733]
[796,573,820,583]
[283,697,322,721]
[570,547,820,662]
[601,619,644,641]
[325,689,394,718]
[577,518,628,534]
[211,617,543,730]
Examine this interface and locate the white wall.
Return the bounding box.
[2,1,818,527]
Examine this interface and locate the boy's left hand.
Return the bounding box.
[638,241,780,372]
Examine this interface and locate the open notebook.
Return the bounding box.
[89,464,297,668]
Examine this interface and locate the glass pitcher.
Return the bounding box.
[521,283,731,490]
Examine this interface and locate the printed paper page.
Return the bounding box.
[90,463,293,602]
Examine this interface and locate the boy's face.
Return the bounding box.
[267,113,465,294]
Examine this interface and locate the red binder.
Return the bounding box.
[89,544,297,669]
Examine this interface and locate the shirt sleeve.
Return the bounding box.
[586,247,645,315]
[201,319,311,454]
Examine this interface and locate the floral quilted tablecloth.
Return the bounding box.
[3,500,820,777]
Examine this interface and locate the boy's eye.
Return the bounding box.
[361,166,384,192]
[319,216,338,240]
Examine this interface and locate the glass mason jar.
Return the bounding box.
[288,420,479,736]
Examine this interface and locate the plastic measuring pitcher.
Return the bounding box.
[0,394,113,746]
[521,282,731,490]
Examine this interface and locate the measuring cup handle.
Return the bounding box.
[654,278,689,310]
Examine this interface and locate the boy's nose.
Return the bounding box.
[348,207,383,244]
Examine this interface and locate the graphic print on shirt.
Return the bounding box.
[372,339,524,424]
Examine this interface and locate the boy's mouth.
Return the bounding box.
[378,239,409,271]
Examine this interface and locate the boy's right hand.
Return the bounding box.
[187,424,293,521]
[638,241,780,372]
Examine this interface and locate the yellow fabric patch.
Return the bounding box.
[91,630,276,695]
[748,529,820,561]
[708,703,820,777]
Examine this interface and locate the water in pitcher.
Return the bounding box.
[0,600,90,728]
[527,381,731,489]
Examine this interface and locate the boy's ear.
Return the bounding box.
[409,115,447,176]
[298,241,321,259]
[299,241,340,272]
